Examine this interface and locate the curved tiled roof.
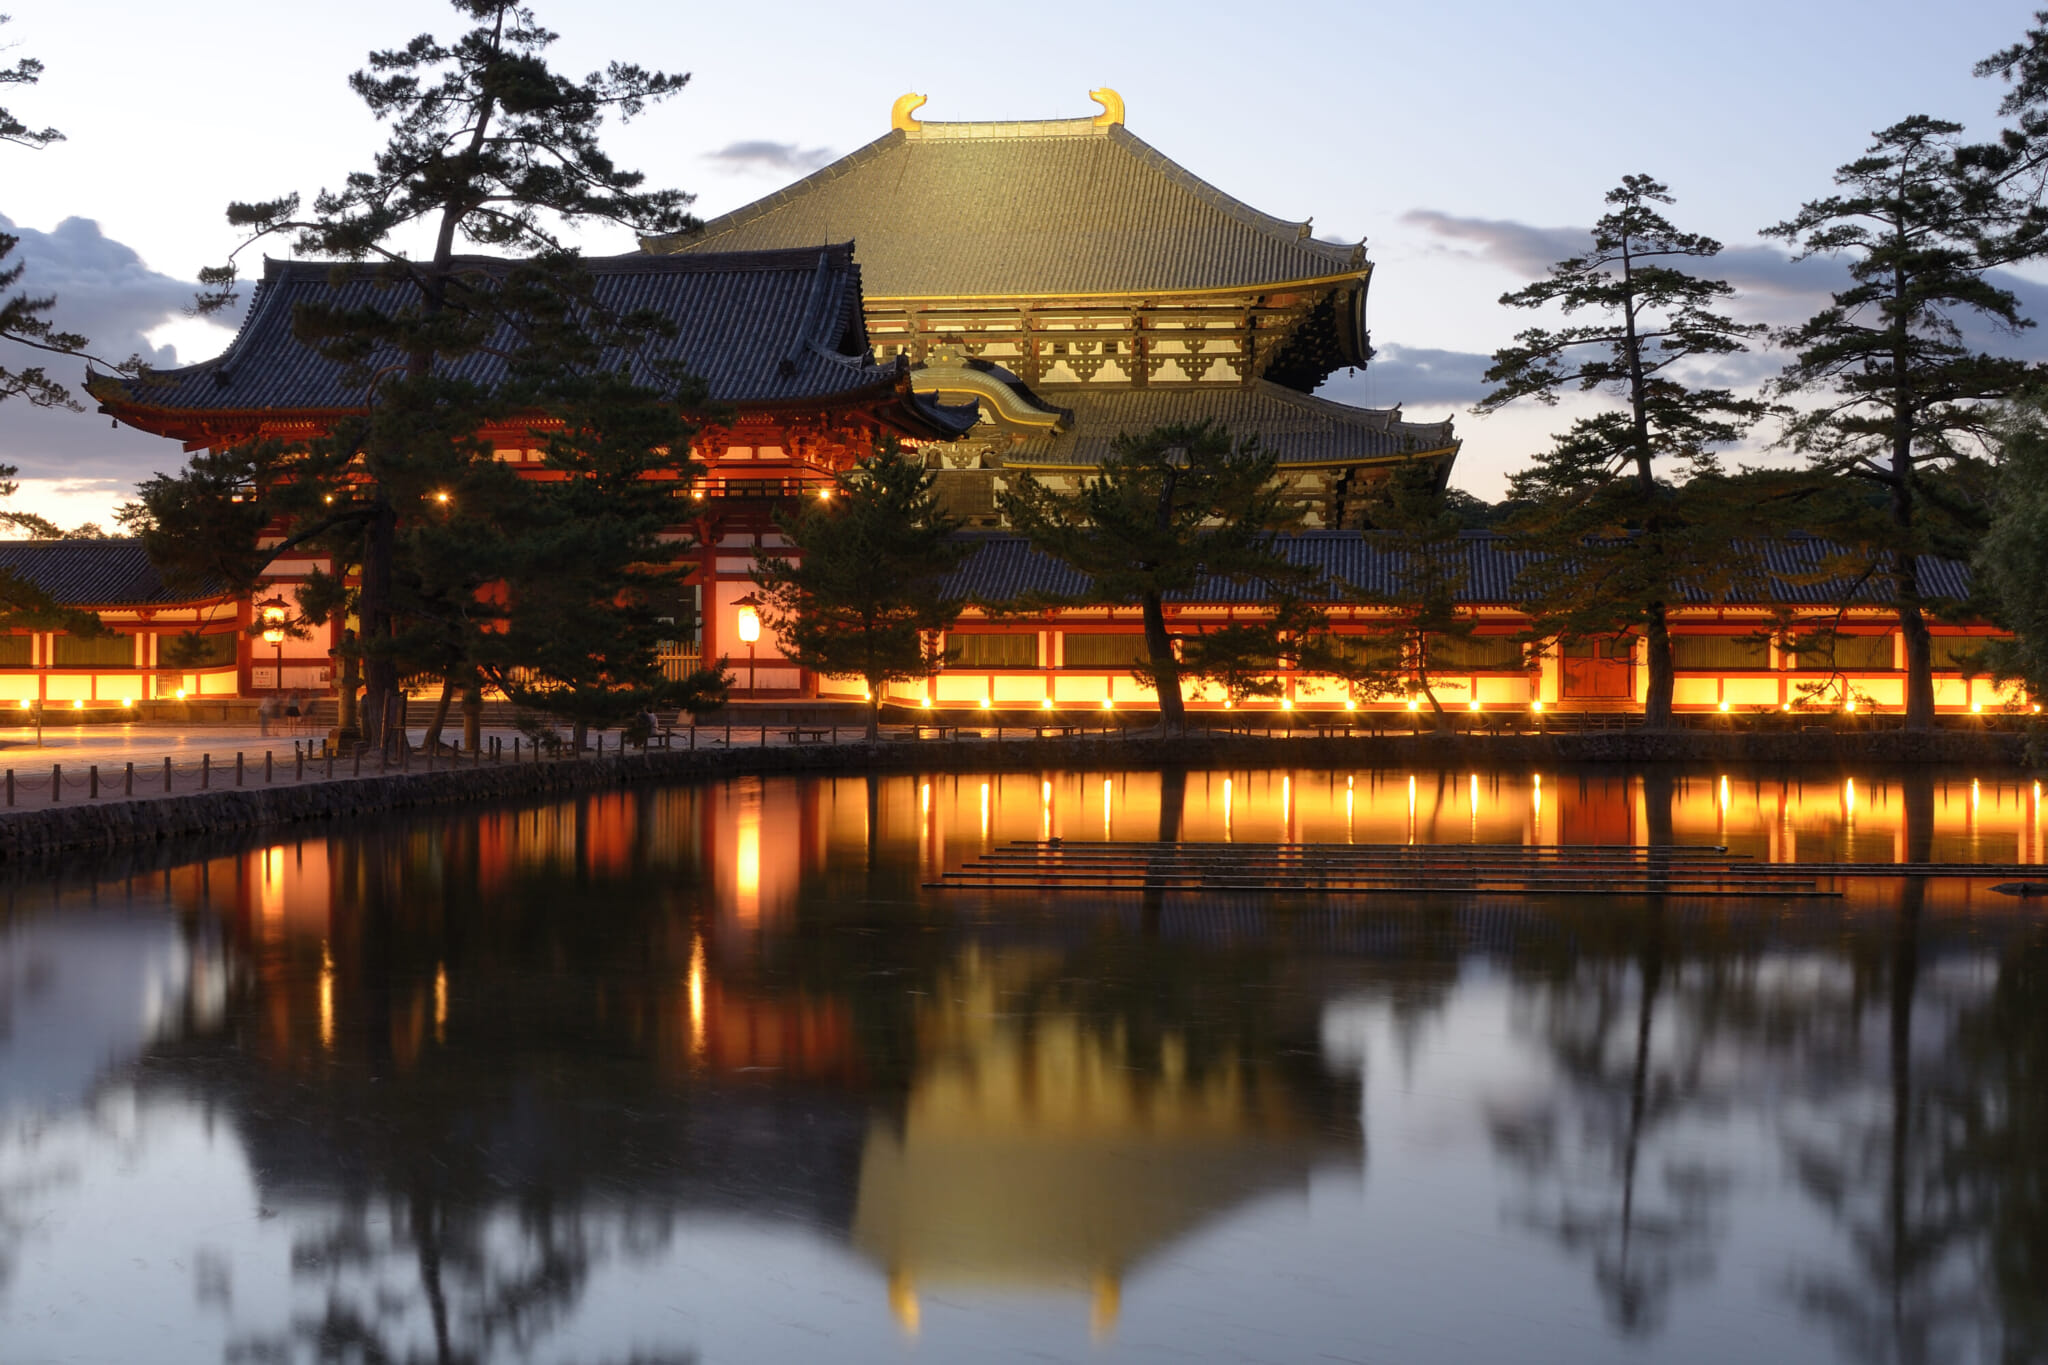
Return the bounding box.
[1002,382,1456,468]
[0,539,227,605]
[647,123,1364,298]
[944,532,1973,607]
[93,246,963,420]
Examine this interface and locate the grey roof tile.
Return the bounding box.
[1003,381,1456,467]
[649,123,1363,297]
[0,539,225,606]
[944,531,1974,608]
[95,246,948,417]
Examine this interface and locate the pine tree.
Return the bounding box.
[1974,398,2048,701]
[477,368,727,750]
[0,13,84,412]
[0,16,106,640]
[1479,176,1765,728]
[997,421,1310,734]
[753,448,966,742]
[143,0,695,747]
[1338,456,1483,728]
[1767,118,2035,729]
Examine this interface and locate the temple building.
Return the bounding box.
[643,91,1458,528]
[36,96,2019,721]
[88,246,975,696]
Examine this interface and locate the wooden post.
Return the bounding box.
[163,756,171,792]
[514,737,521,763]
[89,765,98,799]
[265,750,273,783]
[326,748,334,780]
[51,764,60,801]
[296,748,304,781]
[235,752,244,787]
[125,762,133,797]
[202,753,210,789]
[5,769,12,806]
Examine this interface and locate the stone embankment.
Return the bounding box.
[0,727,2032,862]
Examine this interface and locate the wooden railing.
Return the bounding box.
[658,645,703,681]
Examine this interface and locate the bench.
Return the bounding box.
[782,726,832,744]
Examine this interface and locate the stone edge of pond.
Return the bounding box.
[0,728,2030,861]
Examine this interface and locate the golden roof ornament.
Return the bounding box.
[1089,88,1125,127]
[891,93,926,131]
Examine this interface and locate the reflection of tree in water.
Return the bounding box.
[124,786,1388,1358]
[1941,923,2048,1360]
[1776,891,1991,1362]
[1490,900,1733,1337]
[1772,775,1991,1365]
[143,821,741,1365]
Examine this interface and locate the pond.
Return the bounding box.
[1,768,2044,1364]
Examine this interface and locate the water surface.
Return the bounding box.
[2,768,2043,1363]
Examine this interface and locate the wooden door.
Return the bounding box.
[1561,637,1634,700]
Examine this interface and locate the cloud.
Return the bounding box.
[703,140,835,176]
[1319,344,1494,409]
[0,213,243,492]
[1401,207,2048,356]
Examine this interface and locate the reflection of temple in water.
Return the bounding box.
[129,799,1363,1337]
[851,945,1357,1336]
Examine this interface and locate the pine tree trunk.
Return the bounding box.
[336,633,359,738]
[1642,607,1675,729]
[359,497,397,748]
[865,687,881,743]
[571,718,589,753]
[1141,591,1185,734]
[461,684,482,752]
[421,674,456,752]
[1897,568,1935,729]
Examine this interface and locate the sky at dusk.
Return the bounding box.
[0,0,2042,527]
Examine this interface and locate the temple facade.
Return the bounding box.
[88,246,974,699]
[644,92,1457,529]
[29,97,2015,722]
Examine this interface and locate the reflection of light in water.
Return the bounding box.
[1041,780,1052,840]
[1345,775,1355,843]
[1533,772,1543,824]
[1092,1273,1121,1342]
[737,805,761,922]
[890,1271,920,1338]
[434,963,447,1044]
[1223,778,1234,841]
[980,782,991,844]
[1470,773,1479,841]
[1718,775,1729,813]
[259,845,285,935]
[1103,778,1113,840]
[1407,775,1416,845]
[318,941,335,1050]
[1845,777,1856,822]
[688,934,706,1063]
[1283,775,1293,843]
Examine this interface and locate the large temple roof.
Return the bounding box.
[91,246,974,436]
[645,108,1365,298]
[999,381,1457,469]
